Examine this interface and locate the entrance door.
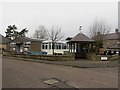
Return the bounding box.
[20,44,23,52]
[16,44,20,53]
[75,45,87,59]
[16,43,23,53]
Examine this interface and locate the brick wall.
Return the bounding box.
[30,41,41,52]
[103,39,118,48]
[10,54,75,61]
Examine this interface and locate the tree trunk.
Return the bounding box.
[52,42,55,55]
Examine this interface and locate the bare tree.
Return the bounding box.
[33,25,48,40]
[48,26,64,55]
[89,19,111,48]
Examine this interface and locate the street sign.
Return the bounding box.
[101,56,108,61]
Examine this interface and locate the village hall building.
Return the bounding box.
[10,37,42,53]
[10,37,69,55]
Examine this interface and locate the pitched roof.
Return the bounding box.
[70,33,94,42]
[0,34,11,44]
[104,33,118,40]
[10,37,42,43]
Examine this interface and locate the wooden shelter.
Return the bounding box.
[68,32,96,59]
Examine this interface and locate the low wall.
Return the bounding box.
[8,54,75,61]
[86,52,119,61]
[5,51,119,61]
[86,53,100,60]
[107,54,119,61]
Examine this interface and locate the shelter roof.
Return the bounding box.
[69,33,94,43]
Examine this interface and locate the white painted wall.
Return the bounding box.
[42,49,69,55]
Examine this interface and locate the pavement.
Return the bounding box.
[2,57,118,88]
[3,56,118,68]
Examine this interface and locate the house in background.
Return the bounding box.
[42,40,69,55]
[103,29,120,50]
[0,34,11,54]
[10,37,42,53]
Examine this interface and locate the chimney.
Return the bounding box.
[115,29,119,33]
[97,32,101,36]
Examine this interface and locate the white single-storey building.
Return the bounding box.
[42,40,69,55]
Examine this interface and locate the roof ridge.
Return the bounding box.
[70,32,94,42]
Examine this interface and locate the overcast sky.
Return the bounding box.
[1,2,118,39]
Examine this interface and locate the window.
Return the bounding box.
[26,42,31,44]
[42,43,48,49]
[51,43,53,49]
[24,48,29,51]
[10,43,16,47]
[58,43,61,49]
[13,48,15,51]
[62,43,67,49]
[42,43,44,49]
[24,42,30,47]
[55,44,59,49]
[24,44,30,47]
[49,43,51,49]
[66,44,69,49]
[54,43,61,49]
[45,44,48,49]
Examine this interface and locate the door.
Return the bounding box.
[16,44,20,53]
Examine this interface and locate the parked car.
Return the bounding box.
[24,51,47,55]
[104,50,120,55]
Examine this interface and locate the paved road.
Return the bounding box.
[2,57,118,88]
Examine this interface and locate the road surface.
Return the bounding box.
[2,57,118,88]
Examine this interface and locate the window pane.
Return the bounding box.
[45,45,48,49]
[42,44,44,49]
[62,43,67,49]
[49,43,51,49]
[59,43,61,49]
[56,44,58,49]
[49,44,51,49]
